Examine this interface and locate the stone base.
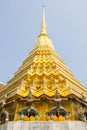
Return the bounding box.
[0,121,87,130]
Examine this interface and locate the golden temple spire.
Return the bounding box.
[34,6,55,50]
[40,5,48,35]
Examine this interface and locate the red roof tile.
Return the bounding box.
[0,84,4,89]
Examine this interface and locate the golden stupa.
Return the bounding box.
[0,7,87,123]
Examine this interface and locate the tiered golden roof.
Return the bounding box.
[0,7,87,99]
[0,7,87,122]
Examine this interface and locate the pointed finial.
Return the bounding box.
[28,88,32,99]
[42,5,45,21]
[55,87,60,98]
[40,5,47,35]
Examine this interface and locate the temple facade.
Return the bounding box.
[0,8,87,125]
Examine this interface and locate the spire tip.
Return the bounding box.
[40,5,47,35]
[42,5,45,8]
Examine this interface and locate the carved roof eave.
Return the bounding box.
[59,70,87,93]
[0,69,87,100]
[17,85,87,99]
[0,87,17,101]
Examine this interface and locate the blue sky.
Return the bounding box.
[0,0,87,86]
